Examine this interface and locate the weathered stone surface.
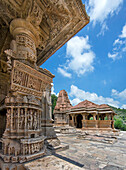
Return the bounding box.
[24,131,126,170]
[54,90,72,126]
[0,0,89,168]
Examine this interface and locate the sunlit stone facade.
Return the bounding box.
[0,0,89,168]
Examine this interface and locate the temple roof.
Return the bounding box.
[72,100,110,109]
[54,90,72,113]
[54,90,115,115]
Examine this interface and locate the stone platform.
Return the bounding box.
[23,131,126,170]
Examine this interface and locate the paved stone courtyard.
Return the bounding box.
[25,131,126,170]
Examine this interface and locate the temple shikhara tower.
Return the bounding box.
[54,90,72,125]
[0,0,89,168]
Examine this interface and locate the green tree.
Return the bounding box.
[51,94,58,119]
[114,119,123,129]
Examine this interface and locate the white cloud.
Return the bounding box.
[108,24,126,60]
[85,0,123,34]
[113,38,123,45]
[108,52,119,60]
[87,0,123,24]
[58,36,95,77]
[69,85,119,108]
[112,89,126,100]
[51,83,56,95]
[70,98,81,106]
[57,67,72,78]
[97,23,109,36]
[51,83,58,96]
[121,104,126,109]
[119,24,126,38]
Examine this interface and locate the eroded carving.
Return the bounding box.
[0,0,89,166]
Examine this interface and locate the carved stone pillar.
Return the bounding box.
[83,114,85,120]
[0,18,56,163]
[93,114,96,120]
[10,18,38,65]
[108,115,111,120]
[111,115,114,129]
[71,115,75,127]
[82,114,85,128]
[17,107,20,132]
[25,108,27,131]
[11,107,13,132]
[107,114,109,120]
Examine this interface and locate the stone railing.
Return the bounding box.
[82,120,112,128]
[98,120,111,128]
[83,120,97,128]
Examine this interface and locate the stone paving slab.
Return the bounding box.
[24,131,126,170]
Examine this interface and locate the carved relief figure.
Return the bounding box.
[33,111,37,130]
[6,109,11,129]
[28,109,33,130]
[19,109,24,129]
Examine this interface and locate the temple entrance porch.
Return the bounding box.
[68,113,115,130]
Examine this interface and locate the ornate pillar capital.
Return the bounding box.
[10,18,39,47]
[9,18,40,64]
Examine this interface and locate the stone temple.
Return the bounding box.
[0,0,89,168]
[54,90,116,132]
[54,90,72,126]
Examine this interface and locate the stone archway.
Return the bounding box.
[76,114,83,128]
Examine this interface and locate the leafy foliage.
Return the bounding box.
[110,106,126,131]
[114,119,123,129]
[51,94,58,119]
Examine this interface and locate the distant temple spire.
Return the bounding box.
[54,90,72,112]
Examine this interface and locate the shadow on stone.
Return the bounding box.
[53,153,84,168]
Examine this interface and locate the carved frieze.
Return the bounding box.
[11,60,52,97]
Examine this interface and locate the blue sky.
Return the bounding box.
[41,0,126,109]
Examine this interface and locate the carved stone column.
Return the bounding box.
[17,107,20,132]
[93,114,96,120]
[93,114,97,128]
[71,115,75,127]
[111,115,114,129]
[25,108,27,132]
[10,18,38,65]
[82,114,85,128]
[10,107,13,132]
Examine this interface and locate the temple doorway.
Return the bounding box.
[76,114,83,128]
